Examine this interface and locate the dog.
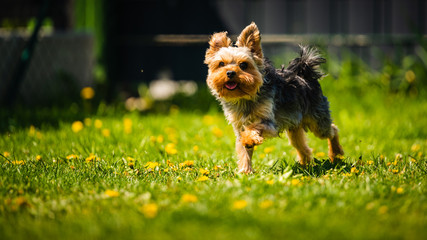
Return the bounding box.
[204,22,344,173]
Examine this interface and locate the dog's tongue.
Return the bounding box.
[225,81,238,90]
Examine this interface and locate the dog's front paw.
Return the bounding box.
[240,129,263,148]
[238,166,254,174]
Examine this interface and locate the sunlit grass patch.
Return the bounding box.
[1,88,427,240]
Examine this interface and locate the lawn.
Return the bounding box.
[1,56,427,239]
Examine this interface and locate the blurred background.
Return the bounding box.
[0,0,426,109]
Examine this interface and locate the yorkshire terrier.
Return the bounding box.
[204,22,344,173]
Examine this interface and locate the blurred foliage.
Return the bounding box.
[322,44,427,98]
[74,0,105,61]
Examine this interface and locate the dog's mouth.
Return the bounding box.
[224,81,238,90]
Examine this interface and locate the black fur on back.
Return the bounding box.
[260,45,332,133]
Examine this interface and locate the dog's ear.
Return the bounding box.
[236,22,263,64]
[205,31,232,64]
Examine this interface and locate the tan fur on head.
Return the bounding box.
[204,24,265,101]
[236,22,264,67]
[205,47,263,101]
[204,31,232,65]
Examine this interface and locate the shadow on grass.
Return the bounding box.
[270,158,352,177]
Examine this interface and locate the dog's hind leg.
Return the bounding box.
[307,119,344,162]
[287,127,312,166]
[327,124,344,161]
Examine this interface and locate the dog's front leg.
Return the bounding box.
[240,120,278,148]
[236,140,254,173]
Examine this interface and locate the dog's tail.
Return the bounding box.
[284,45,326,81]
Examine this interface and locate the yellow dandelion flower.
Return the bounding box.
[203,115,215,125]
[405,70,416,83]
[105,189,120,198]
[85,154,97,162]
[213,165,223,171]
[102,129,111,138]
[351,167,359,174]
[36,155,42,161]
[232,200,248,210]
[365,202,376,210]
[367,160,374,165]
[179,160,194,168]
[157,135,164,143]
[165,143,178,155]
[28,125,36,136]
[212,127,223,138]
[123,118,132,134]
[177,176,183,182]
[315,152,326,158]
[378,205,388,215]
[259,153,266,159]
[196,176,209,182]
[3,152,10,158]
[266,180,274,185]
[145,162,159,170]
[166,160,174,167]
[291,179,300,186]
[396,187,404,194]
[392,169,399,174]
[411,143,420,152]
[181,194,198,203]
[81,87,95,100]
[259,200,273,209]
[263,147,274,154]
[193,145,199,152]
[199,168,210,176]
[94,119,103,129]
[84,118,92,126]
[66,154,78,160]
[71,121,84,133]
[140,203,158,218]
[12,160,25,165]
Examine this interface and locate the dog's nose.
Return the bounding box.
[226,70,236,79]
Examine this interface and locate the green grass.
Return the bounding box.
[1,58,427,239]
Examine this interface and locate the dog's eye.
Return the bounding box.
[239,62,248,70]
[218,62,225,67]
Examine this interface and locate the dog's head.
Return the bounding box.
[204,22,264,101]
